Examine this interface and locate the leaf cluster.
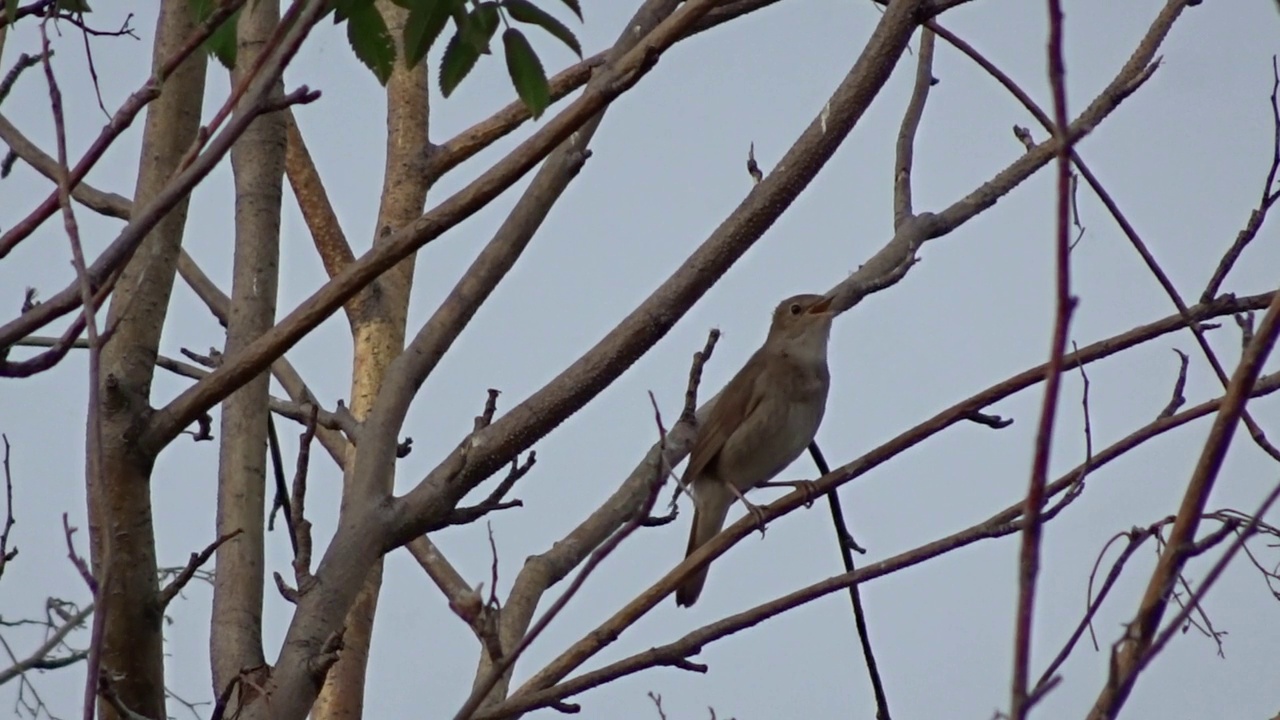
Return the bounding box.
[189,0,583,120]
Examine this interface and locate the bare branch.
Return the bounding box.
[1201,56,1280,302]
[453,391,670,720]
[0,0,249,256]
[828,0,1179,315]
[1012,2,1078,712]
[0,604,92,686]
[159,531,244,609]
[893,27,935,228]
[505,312,1280,707]
[807,442,884,717]
[421,0,791,182]
[1126,481,1280,688]
[478,373,1275,719]
[0,435,16,580]
[930,14,1280,465]
[1088,289,1280,719]
[1030,526,1154,704]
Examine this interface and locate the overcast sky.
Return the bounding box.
[4,1,1280,718]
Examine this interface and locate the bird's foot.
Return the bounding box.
[761,479,821,507]
[743,499,768,537]
[725,481,769,537]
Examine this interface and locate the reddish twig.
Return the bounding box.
[1011,1,1075,716]
[0,0,249,256]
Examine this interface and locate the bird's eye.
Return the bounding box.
[789,303,802,315]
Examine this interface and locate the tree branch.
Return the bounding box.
[1088,289,1280,719]
[477,367,1280,718]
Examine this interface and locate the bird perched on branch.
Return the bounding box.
[676,293,836,607]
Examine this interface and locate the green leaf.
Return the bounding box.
[333,0,371,23]
[461,2,499,55]
[502,0,580,58]
[438,31,479,97]
[56,0,91,12]
[438,2,499,97]
[403,0,451,68]
[502,28,549,119]
[346,1,396,85]
[188,0,240,70]
[555,0,581,22]
[5,0,18,27]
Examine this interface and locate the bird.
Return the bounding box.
[675,293,836,607]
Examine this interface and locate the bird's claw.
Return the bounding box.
[760,479,822,507]
[746,502,768,537]
[794,480,820,507]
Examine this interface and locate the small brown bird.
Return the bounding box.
[675,293,836,607]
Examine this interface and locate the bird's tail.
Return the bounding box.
[676,483,732,607]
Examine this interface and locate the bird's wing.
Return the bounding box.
[683,350,767,483]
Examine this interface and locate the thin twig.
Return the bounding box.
[893,27,935,228]
[447,453,535,527]
[0,603,92,686]
[267,416,297,553]
[1088,289,1280,719]
[158,531,244,609]
[0,435,16,579]
[930,17,1280,465]
[1201,56,1280,301]
[1011,2,1075,715]
[452,391,670,720]
[1129,480,1280,683]
[0,0,250,256]
[809,442,886,719]
[1029,526,1153,705]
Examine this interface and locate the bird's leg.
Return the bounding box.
[759,479,821,508]
[723,479,768,536]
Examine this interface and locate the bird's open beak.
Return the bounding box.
[806,296,834,315]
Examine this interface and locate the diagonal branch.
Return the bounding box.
[828,0,1182,315]
[0,112,350,464]
[504,293,1278,702]
[0,604,93,687]
[478,367,1280,719]
[1088,289,1280,719]
[928,17,1280,466]
[0,0,249,257]
[141,0,733,455]
[422,0,792,182]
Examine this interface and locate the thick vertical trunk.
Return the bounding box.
[210,0,285,697]
[89,2,207,718]
[309,2,431,717]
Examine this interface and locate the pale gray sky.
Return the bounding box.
[4,1,1280,718]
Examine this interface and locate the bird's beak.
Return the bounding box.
[806,296,834,315]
